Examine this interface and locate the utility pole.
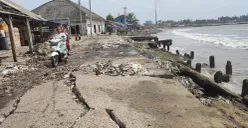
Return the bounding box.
[78,0,83,36]
[155,8,157,25]
[89,0,93,36]
[155,0,158,25]
[123,7,127,29]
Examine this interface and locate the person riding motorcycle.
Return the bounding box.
[50,27,68,56]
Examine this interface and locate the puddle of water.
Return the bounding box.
[127,49,139,55]
[119,45,139,55]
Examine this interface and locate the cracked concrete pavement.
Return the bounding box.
[0,35,240,127]
[74,57,236,128]
[0,80,86,128]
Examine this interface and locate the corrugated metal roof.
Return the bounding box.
[0,0,45,20]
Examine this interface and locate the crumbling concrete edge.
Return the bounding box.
[106,109,126,128]
[0,97,21,124]
[69,72,127,128]
[69,73,92,128]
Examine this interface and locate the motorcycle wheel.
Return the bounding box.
[51,55,59,67]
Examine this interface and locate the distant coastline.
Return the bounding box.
[158,22,248,30]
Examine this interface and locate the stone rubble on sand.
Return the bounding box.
[80,61,148,77]
[0,64,37,77]
[157,60,180,74]
[200,98,212,106]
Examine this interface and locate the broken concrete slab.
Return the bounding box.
[0,81,86,128]
[0,99,18,118]
[74,109,119,128]
[74,72,236,128]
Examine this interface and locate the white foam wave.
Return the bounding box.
[172,29,248,49]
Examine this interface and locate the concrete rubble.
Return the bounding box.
[0,64,37,77]
[33,42,52,56]
[80,61,147,76]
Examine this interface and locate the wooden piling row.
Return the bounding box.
[174,45,247,98]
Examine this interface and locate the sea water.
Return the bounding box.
[155,24,248,94]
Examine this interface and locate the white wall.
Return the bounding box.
[86,19,105,35]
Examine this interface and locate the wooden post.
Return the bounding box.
[163,44,166,51]
[214,71,223,83]
[242,79,248,97]
[187,59,192,67]
[7,15,17,62]
[26,18,33,53]
[226,61,232,75]
[222,74,230,83]
[184,53,187,57]
[39,22,43,38]
[209,56,215,68]
[176,50,180,55]
[154,36,159,42]
[167,45,170,51]
[190,51,194,59]
[195,63,201,73]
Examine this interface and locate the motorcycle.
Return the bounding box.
[49,37,68,67]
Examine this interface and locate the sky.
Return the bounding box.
[12,0,248,23]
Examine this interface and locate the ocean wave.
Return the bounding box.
[172,29,248,49]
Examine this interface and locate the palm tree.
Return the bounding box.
[106,13,115,21]
[127,12,139,25]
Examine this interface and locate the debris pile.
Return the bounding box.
[215,95,231,104]
[33,42,51,56]
[200,98,212,106]
[80,61,147,76]
[0,64,37,77]
[176,76,199,90]
[158,60,180,74]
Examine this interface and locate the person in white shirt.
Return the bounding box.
[50,27,68,55]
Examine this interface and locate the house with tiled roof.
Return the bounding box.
[32,0,105,35]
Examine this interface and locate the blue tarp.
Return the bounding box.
[31,19,66,26]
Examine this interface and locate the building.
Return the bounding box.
[105,20,124,32]
[32,0,105,36]
[0,0,61,62]
[115,15,134,31]
[144,21,153,26]
[115,15,128,25]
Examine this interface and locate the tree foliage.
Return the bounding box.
[127,12,139,25]
[156,14,248,27]
[106,13,115,21]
